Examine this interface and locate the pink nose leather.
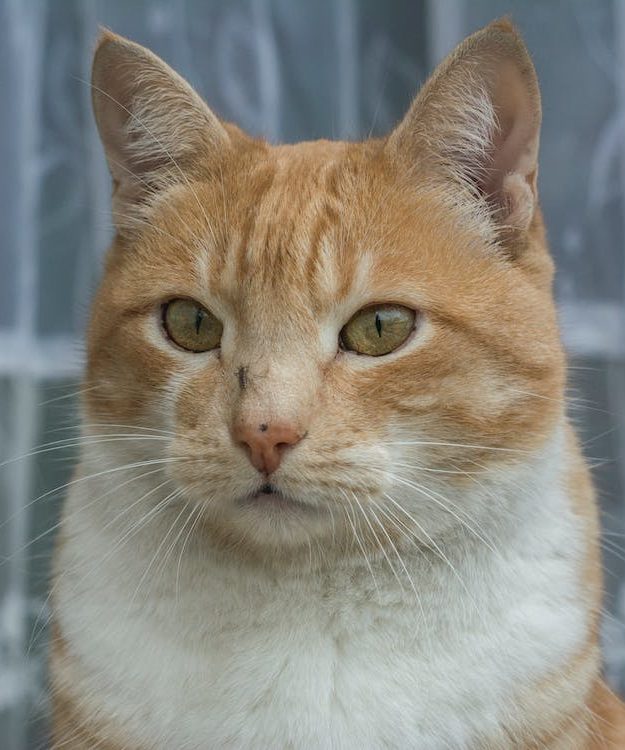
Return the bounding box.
[233,421,303,475]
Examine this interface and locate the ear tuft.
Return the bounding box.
[91,31,230,227]
[489,16,517,35]
[387,19,541,238]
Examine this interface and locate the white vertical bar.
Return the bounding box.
[4,1,45,746]
[616,0,625,313]
[612,0,625,516]
[336,0,358,139]
[5,378,38,750]
[427,0,465,66]
[253,0,281,142]
[10,0,44,341]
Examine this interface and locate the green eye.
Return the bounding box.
[340,304,416,356]
[163,299,223,352]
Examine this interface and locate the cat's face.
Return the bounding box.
[86,22,565,560]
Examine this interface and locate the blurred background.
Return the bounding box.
[0,1,624,747]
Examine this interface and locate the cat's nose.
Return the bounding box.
[233,420,304,475]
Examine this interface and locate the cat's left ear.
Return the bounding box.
[386,19,540,235]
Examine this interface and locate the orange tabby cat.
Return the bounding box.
[50,19,625,749]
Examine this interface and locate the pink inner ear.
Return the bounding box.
[92,33,232,225]
[384,23,542,234]
[478,64,540,229]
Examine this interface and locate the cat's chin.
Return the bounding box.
[188,483,340,561]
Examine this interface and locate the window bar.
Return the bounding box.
[4,1,45,748]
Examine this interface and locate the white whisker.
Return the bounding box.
[0,466,166,565]
[373,468,499,555]
[383,439,528,454]
[128,493,189,607]
[0,457,184,535]
[0,434,173,470]
[382,492,485,625]
[340,489,380,597]
[176,504,204,601]
[28,478,179,653]
[352,492,404,593]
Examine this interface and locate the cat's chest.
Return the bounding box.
[56,515,587,750]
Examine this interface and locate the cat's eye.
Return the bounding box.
[162,299,223,352]
[340,304,416,356]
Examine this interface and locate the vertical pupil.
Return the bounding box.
[195,308,205,334]
[375,313,382,337]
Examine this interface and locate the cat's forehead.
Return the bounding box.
[204,141,486,317]
[135,138,492,330]
[202,139,385,315]
[271,138,353,164]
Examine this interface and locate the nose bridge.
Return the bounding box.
[228,346,319,474]
[230,304,317,411]
[233,353,314,426]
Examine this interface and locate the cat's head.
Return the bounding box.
[86,20,565,562]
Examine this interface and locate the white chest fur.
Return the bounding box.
[55,448,588,749]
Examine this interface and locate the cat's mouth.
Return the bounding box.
[241,483,313,512]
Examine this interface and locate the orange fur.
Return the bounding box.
[50,19,625,749]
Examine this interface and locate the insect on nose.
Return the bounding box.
[233,421,304,475]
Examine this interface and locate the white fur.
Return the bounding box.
[55,427,587,749]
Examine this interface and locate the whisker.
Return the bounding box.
[0,466,166,565]
[155,503,203,587]
[352,492,404,593]
[581,427,617,448]
[176,504,204,601]
[0,457,188,535]
[28,478,179,653]
[0,434,173,469]
[340,490,380,597]
[362,508,431,666]
[373,468,499,555]
[50,422,179,437]
[382,492,485,625]
[601,538,625,565]
[508,386,614,417]
[37,384,103,406]
[383,439,529,454]
[128,493,189,607]
[393,461,484,476]
[368,497,424,608]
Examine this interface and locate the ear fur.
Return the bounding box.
[91,30,231,226]
[386,19,541,238]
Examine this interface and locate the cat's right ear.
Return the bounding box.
[91,30,230,222]
[386,20,541,244]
